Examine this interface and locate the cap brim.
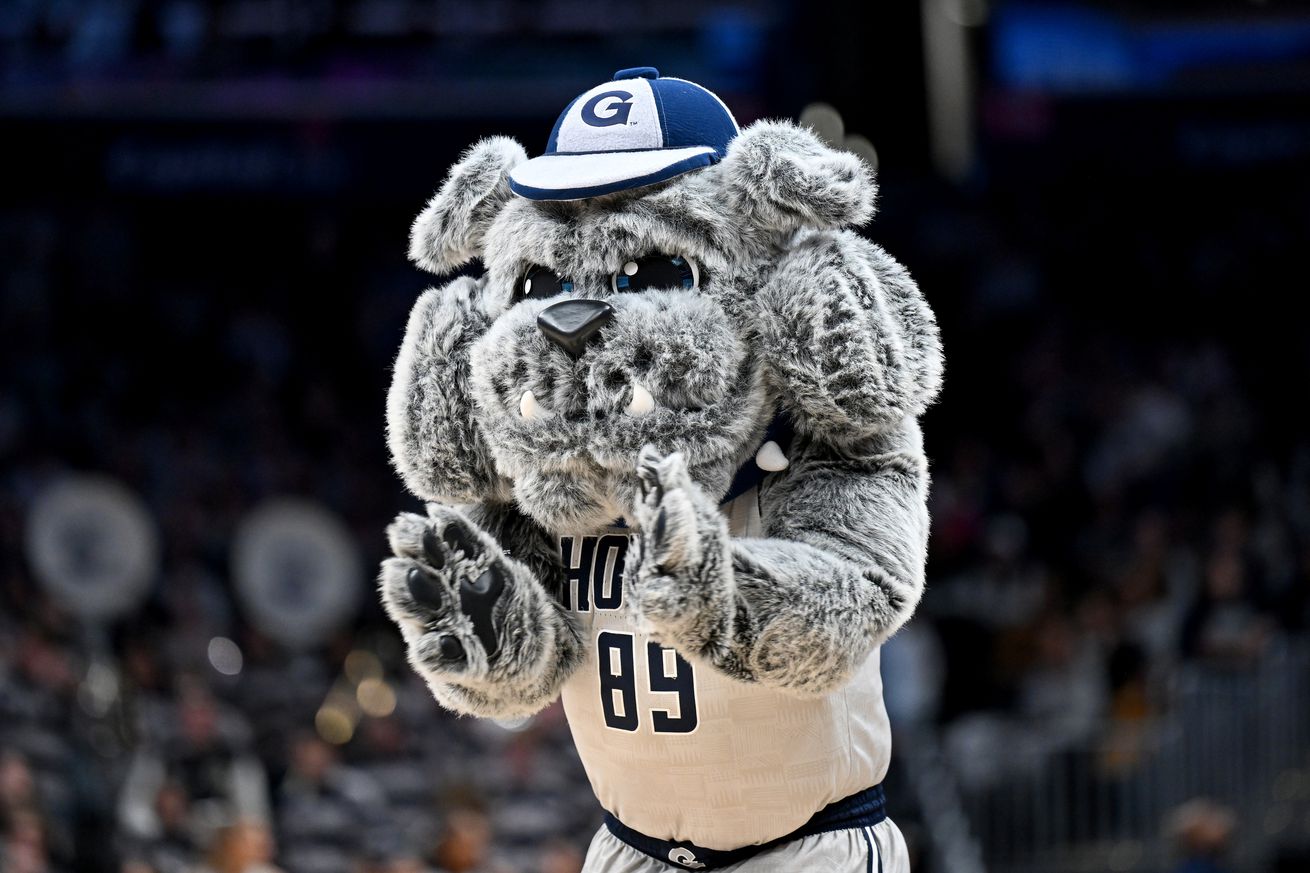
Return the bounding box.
[508,147,716,201]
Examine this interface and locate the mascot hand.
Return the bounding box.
[380,506,541,686]
[629,447,736,655]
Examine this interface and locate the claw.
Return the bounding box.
[442,522,479,559]
[637,456,664,505]
[637,445,664,482]
[422,527,446,569]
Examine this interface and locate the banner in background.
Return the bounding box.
[25,475,160,622]
[233,499,362,649]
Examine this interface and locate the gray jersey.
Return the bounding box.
[558,489,892,851]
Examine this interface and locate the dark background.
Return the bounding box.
[3,2,1310,873]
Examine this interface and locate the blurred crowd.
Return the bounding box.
[0,592,596,873]
[893,166,1310,793]
[919,326,1310,782]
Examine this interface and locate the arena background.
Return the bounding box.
[4,2,1310,872]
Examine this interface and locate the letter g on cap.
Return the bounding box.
[581,90,634,127]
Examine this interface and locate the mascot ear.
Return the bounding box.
[408,137,528,274]
[719,120,876,234]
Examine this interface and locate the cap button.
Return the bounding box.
[613,66,660,81]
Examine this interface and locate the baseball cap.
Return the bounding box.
[508,67,739,201]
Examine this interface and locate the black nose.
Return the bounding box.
[537,299,614,360]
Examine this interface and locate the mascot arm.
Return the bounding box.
[379,502,586,719]
[628,416,928,697]
[386,276,510,505]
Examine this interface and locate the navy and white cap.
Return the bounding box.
[509,67,739,201]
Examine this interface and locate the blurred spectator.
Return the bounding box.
[193,820,283,873]
[1115,510,1193,673]
[536,838,584,873]
[1,806,59,873]
[428,806,509,873]
[1181,548,1276,667]
[0,629,81,859]
[119,681,269,871]
[350,713,435,862]
[0,751,39,821]
[1166,798,1237,873]
[275,733,388,873]
[378,859,430,873]
[118,778,197,873]
[1016,612,1108,751]
[881,623,946,730]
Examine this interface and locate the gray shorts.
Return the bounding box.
[582,817,910,873]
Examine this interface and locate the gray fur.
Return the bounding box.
[757,230,944,440]
[381,118,942,717]
[719,120,877,234]
[385,276,508,503]
[408,137,526,274]
[628,419,929,696]
[468,286,768,531]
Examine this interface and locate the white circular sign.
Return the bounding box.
[25,476,160,622]
[233,499,362,649]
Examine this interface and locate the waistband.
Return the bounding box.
[603,783,887,870]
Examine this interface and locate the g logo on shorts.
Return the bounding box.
[668,847,706,868]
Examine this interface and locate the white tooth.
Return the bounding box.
[625,382,655,417]
[755,441,789,472]
[520,390,545,419]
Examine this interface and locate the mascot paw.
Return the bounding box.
[380,507,516,681]
[629,447,734,646]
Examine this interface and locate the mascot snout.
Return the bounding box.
[536,298,615,359]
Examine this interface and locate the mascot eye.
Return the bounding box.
[611,254,701,294]
[515,265,573,303]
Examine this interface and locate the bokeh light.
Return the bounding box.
[314,705,355,746]
[798,102,844,147]
[355,678,396,718]
[207,636,244,676]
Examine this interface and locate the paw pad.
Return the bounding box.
[406,566,445,611]
[438,635,465,663]
[460,564,507,659]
